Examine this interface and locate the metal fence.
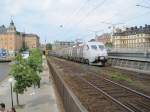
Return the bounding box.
[47,59,88,112]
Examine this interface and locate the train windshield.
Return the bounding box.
[91,45,97,50]
[98,45,105,50]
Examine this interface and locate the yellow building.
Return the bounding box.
[0,20,40,55]
[24,34,40,49]
[113,25,150,48]
[0,20,23,55]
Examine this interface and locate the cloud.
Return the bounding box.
[0,0,149,42]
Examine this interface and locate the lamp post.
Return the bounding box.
[8,78,14,108]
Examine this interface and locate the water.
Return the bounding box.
[0,63,10,82]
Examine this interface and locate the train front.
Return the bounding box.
[87,42,108,66]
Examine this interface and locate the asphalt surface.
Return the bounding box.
[0,63,10,82]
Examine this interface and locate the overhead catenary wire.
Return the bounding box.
[60,0,91,40]
[61,0,150,42]
[64,0,107,40]
[76,0,107,27]
[65,0,91,26]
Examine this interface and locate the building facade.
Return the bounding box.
[95,33,111,44]
[24,34,40,49]
[0,20,40,55]
[52,41,75,50]
[113,25,150,48]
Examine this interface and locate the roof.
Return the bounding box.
[23,33,39,39]
[113,24,150,36]
[0,25,7,34]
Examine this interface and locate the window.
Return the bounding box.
[91,45,97,50]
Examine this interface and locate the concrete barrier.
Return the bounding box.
[108,56,150,73]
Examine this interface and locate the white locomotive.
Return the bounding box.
[51,42,108,66]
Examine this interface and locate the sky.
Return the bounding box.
[0,0,150,43]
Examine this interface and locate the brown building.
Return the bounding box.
[24,34,40,49]
[95,33,111,44]
[0,20,40,55]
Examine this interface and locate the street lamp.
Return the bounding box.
[8,77,14,108]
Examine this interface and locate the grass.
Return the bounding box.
[109,71,133,83]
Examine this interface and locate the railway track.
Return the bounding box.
[50,57,150,112]
[76,74,150,112]
[69,75,129,112]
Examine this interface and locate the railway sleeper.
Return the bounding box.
[125,102,147,112]
[135,101,150,112]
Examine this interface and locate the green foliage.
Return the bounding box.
[28,48,43,73]
[46,43,52,50]
[9,49,43,94]
[109,71,132,83]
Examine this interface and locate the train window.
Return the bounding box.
[91,45,97,50]
[99,45,104,50]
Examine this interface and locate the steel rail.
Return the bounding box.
[88,69,150,100]
[78,76,135,112]
[103,77,150,99]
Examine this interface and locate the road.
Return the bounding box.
[0,63,10,82]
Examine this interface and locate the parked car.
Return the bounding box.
[0,49,7,58]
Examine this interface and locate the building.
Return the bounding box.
[95,33,111,44]
[24,33,40,49]
[113,25,150,48]
[0,20,23,55]
[0,20,40,55]
[52,41,75,50]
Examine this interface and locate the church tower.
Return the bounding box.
[7,19,16,33]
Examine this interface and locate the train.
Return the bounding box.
[49,42,108,66]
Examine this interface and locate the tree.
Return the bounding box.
[9,51,42,105]
[9,54,34,104]
[46,43,52,50]
[28,48,43,73]
[27,48,42,87]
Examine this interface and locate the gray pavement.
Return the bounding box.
[0,57,60,112]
